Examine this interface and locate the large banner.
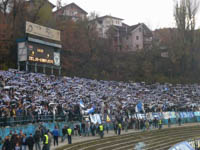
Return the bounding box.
[90,114,101,124]
[152,113,159,119]
[176,112,180,119]
[179,112,185,118]
[90,114,97,124]
[137,113,146,119]
[170,112,176,118]
[158,112,164,119]
[183,112,188,118]
[146,112,153,120]
[188,112,194,118]
[194,112,200,116]
[163,112,170,119]
[95,114,102,124]
[26,21,61,41]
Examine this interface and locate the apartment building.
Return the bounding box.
[123,23,153,51]
[94,15,124,38]
[93,15,153,51]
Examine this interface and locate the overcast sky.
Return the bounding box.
[50,0,200,30]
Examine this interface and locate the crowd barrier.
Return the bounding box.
[0,114,81,127]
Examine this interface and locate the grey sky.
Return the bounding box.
[50,0,200,30]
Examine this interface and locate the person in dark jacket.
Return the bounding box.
[2,136,11,150]
[52,126,59,146]
[81,122,86,136]
[62,126,67,142]
[10,131,18,150]
[90,123,95,136]
[178,117,181,126]
[26,134,34,150]
[76,124,81,136]
[21,134,27,150]
[16,135,22,148]
[34,129,41,150]
[168,118,171,127]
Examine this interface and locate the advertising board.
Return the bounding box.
[26,21,61,41]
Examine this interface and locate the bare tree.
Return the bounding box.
[174,0,199,44]
[0,0,12,15]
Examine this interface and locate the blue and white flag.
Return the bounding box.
[135,102,145,113]
[79,100,85,108]
[85,106,95,114]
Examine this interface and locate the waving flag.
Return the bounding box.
[135,102,145,113]
[85,106,95,114]
[79,100,85,108]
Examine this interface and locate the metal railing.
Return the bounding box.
[0,114,82,127]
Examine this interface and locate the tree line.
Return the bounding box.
[0,0,200,83]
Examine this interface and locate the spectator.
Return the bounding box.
[178,118,181,126]
[2,136,10,150]
[34,129,41,150]
[47,130,52,150]
[81,121,86,136]
[118,122,122,135]
[168,118,171,128]
[99,124,104,139]
[42,132,49,150]
[62,126,67,142]
[21,134,27,150]
[52,126,59,146]
[26,134,34,150]
[15,143,20,150]
[67,126,72,144]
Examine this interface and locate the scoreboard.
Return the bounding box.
[27,42,60,66]
[17,21,61,75]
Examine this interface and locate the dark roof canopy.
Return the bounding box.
[26,0,55,8]
[54,2,88,14]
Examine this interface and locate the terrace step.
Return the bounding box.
[57,125,200,150]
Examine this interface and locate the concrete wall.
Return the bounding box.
[0,121,80,141]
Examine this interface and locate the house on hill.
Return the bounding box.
[24,0,55,10]
[124,23,153,51]
[53,2,88,21]
[93,15,153,52]
[93,15,124,38]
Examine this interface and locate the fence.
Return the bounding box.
[0,114,81,127]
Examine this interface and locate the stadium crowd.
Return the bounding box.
[0,69,199,149]
[0,69,199,126]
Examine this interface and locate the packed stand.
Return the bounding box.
[0,69,200,127]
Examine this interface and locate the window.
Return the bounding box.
[136,45,139,49]
[136,36,139,40]
[73,11,78,15]
[139,28,141,32]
